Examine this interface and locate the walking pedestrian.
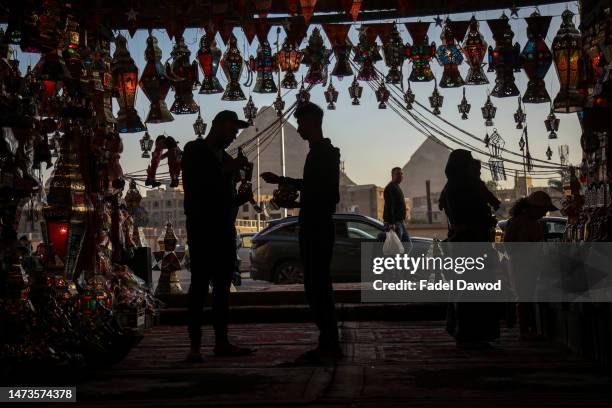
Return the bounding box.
[383,167,410,241]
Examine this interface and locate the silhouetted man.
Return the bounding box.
[383,167,410,241]
[262,102,342,361]
[182,110,253,362]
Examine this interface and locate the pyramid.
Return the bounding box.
[400,137,450,198]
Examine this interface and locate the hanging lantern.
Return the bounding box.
[34,48,72,116]
[487,15,521,97]
[481,94,497,126]
[61,18,84,96]
[382,23,406,84]
[457,87,471,119]
[221,34,246,101]
[348,77,363,105]
[484,131,491,147]
[196,32,223,94]
[43,127,94,279]
[544,106,560,139]
[140,131,154,158]
[111,34,145,133]
[276,39,304,89]
[462,16,489,85]
[193,108,207,139]
[404,81,415,110]
[546,145,553,160]
[405,22,436,82]
[435,19,467,88]
[353,26,382,81]
[273,90,285,116]
[251,40,278,93]
[243,96,258,125]
[488,128,505,157]
[514,97,527,129]
[518,130,526,151]
[552,9,585,113]
[301,28,331,85]
[91,40,116,125]
[324,78,339,110]
[296,79,311,108]
[139,33,174,124]
[166,36,199,114]
[429,80,443,115]
[520,13,553,103]
[376,81,390,109]
[299,0,317,25]
[324,24,353,80]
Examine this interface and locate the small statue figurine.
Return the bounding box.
[145,135,166,187]
[162,136,182,188]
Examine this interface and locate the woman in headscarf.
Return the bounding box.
[440,149,500,349]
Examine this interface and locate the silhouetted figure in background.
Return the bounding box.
[182,110,254,362]
[383,167,410,241]
[440,149,500,349]
[503,191,557,340]
[262,102,342,362]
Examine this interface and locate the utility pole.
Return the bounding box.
[426,180,433,224]
[256,134,261,231]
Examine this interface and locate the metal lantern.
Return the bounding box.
[462,16,489,85]
[273,90,285,116]
[436,19,466,88]
[139,33,174,124]
[301,28,331,85]
[91,40,116,125]
[544,106,560,139]
[325,24,353,80]
[375,81,390,109]
[546,145,553,160]
[429,80,443,115]
[193,108,207,139]
[404,82,415,110]
[348,77,363,105]
[514,97,526,129]
[221,34,246,101]
[111,34,145,133]
[552,9,585,113]
[251,40,277,93]
[487,15,521,97]
[405,22,436,82]
[324,79,339,110]
[140,131,154,158]
[167,36,199,114]
[457,87,471,119]
[276,39,304,89]
[243,96,258,125]
[481,94,497,126]
[296,80,311,109]
[34,49,71,116]
[196,32,223,94]
[520,13,553,103]
[382,23,405,84]
[488,128,505,157]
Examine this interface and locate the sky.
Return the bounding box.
[10,2,582,191]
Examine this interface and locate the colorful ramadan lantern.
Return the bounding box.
[457,87,471,119]
[111,34,145,133]
[462,16,489,85]
[552,9,585,113]
[301,27,331,85]
[243,96,258,124]
[139,33,174,124]
[193,107,207,139]
[324,24,353,80]
[42,127,93,280]
[405,22,436,82]
[324,78,339,110]
[382,23,406,84]
[435,19,468,88]
[481,93,497,126]
[91,40,117,125]
[196,32,223,94]
[154,221,185,296]
[353,26,382,81]
[34,48,71,116]
[348,77,363,105]
[520,13,553,103]
[276,39,304,89]
[139,131,153,158]
[166,36,199,114]
[221,34,246,101]
[487,15,521,98]
[273,89,285,116]
[250,40,277,93]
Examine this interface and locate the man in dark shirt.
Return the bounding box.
[262,102,342,362]
[383,167,409,241]
[181,110,253,362]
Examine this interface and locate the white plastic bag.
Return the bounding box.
[383,231,405,256]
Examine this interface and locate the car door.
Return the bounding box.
[332,219,383,282]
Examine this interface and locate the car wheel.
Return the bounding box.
[274,260,304,284]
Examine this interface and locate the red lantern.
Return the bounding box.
[552,9,585,113]
[167,36,199,114]
[46,221,69,261]
[276,39,304,89]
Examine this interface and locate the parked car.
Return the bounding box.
[495,216,567,242]
[250,213,433,284]
[237,232,256,274]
